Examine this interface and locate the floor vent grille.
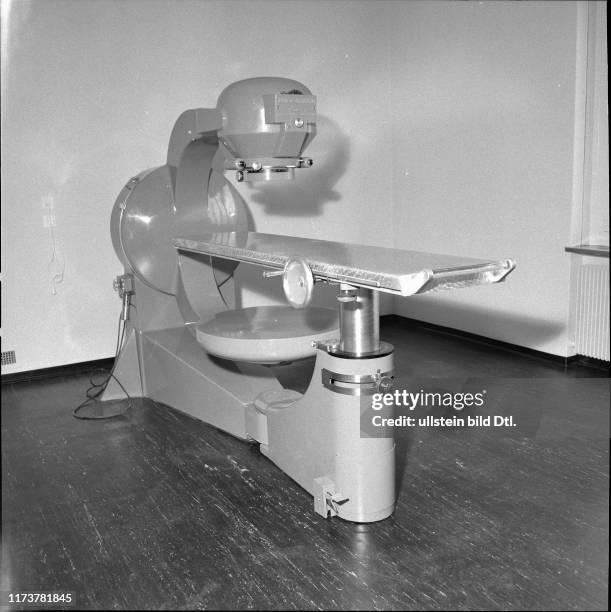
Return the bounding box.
[1,350,17,366]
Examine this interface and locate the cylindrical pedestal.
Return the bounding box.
[321,349,395,522]
[339,286,379,355]
[259,284,396,522]
[257,346,396,523]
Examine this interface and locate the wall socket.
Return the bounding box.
[43,213,56,228]
[42,196,56,227]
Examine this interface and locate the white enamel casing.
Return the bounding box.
[195,306,338,364]
[257,348,396,523]
[216,77,316,161]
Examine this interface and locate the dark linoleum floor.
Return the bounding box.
[2,316,609,610]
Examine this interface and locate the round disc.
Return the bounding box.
[282,257,314,309]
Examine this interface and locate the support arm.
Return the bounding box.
[167,108,223,171]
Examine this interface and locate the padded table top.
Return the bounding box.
[173,231,515,296]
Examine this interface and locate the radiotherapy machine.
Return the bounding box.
[103,77,515,522]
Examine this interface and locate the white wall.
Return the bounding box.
[1,0,394,373]
[389,1,581,357]
[1,0,587,373]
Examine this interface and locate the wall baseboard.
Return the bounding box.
[1,358,115,385]
[2,316,608,385]
[382,315,610,373]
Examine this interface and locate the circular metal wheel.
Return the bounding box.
[282,257,314,309]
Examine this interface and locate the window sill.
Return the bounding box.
[565,244,609,258]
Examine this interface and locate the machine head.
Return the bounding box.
[216,77,316,182]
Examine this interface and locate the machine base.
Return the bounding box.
[101,276,395,522]
[252,348,396,523]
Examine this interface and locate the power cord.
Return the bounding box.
[73,310,133,420]
[73,262,229,419]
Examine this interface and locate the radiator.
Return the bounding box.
[574,263,610,361]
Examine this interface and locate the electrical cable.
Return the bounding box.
[210,254,232,309]
[216,274,233,288]
[47,221,65,295]
[73,311,133,420]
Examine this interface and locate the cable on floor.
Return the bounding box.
[73,311,133,420]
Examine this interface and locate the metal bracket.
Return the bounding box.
[232,157,314,183]
[313,477,349,518]
[113,273,135,297]
[113,273,135,321]
[321,368,393,396]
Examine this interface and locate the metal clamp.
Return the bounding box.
[321,368,394,396]
[232,157,314,183]
[113,273,135,321]
[337,287,358,303]
[313,477,349,518]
